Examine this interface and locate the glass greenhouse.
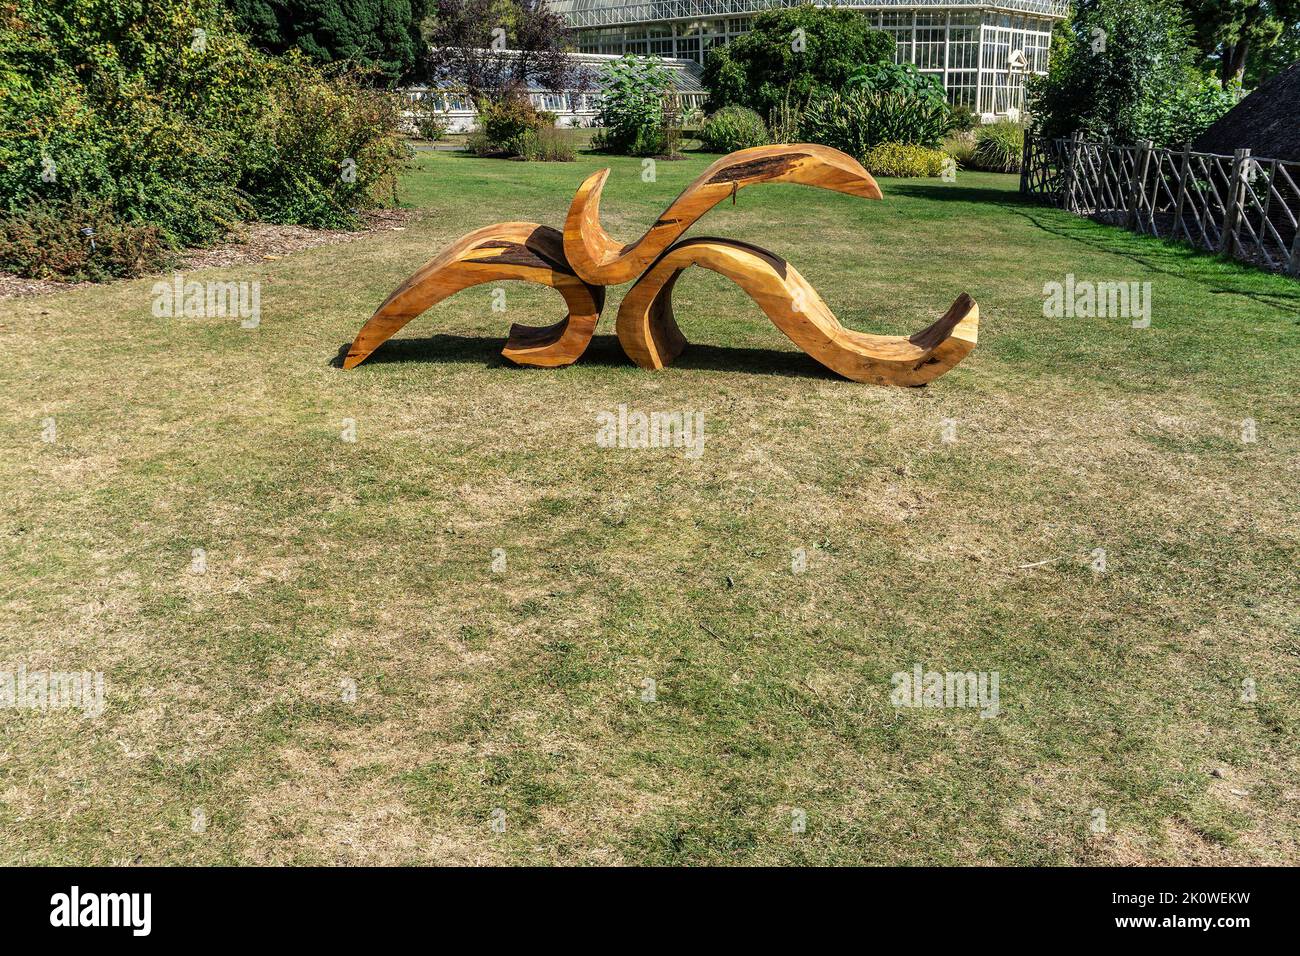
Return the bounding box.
[549,0,1070,117]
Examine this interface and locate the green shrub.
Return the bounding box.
[408,95,449,141]
[595,55,673,156]
[798,91,868,159]
[862,143,951,178]
[699,106,769,153]
[0,201,174,281]
[517,126,577,162]
[942,132,978,168]
[0,0,409,278]
[470,97,572,161]
[591,125,667,156]
[474,91,550,156]
[799,87,953,160]
[973,120,1024,173]
[848,60,946,103]
[228,0,426,85]
[947,104,979,134]
[1134,73,1238,147]
[2,0,263,247]
[242,63,410,228]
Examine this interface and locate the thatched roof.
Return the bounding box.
[1193,61,1300,161]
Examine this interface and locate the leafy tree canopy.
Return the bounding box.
[1176,0,1299,83]
[1028,0,1237,146]
[1246,16,1300,83]
[229,0,428,83]
[422,0,577,101]
[702,5,894,116]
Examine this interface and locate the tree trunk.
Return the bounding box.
[1223,38,1250,85]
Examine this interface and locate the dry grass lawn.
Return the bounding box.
[1,151,1297,865]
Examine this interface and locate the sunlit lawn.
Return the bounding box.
[1,149,1297,864]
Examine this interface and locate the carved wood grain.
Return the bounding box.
[616,236,979,386]
[343,222,605,370]
[563,144,883,286]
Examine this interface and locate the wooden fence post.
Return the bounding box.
[1062,131,1083,211]
[1172,142,1191,242]
[1220,148,1250,256]
[1127,139,1154,231]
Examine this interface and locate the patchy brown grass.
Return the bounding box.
[0,152,1297,865]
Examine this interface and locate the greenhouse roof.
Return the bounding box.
[416,53,708,94]
[549,0,1070,29]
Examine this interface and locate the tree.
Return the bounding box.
[1179,0,1299,84]
[593,55,673,156]
[1246,17,1300,83]
[228,0,429,83]
[422,0,578,103]
[1028,0,1236,145]
[702,5,894,116]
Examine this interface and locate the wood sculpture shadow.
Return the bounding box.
[564,144,884,286]
[616,237,979,386]
[343,222,605,370]
[332,333,851,379]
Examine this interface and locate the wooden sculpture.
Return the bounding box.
[345,144,977,385]
[342,222,605,370]
[616,237,979,386]
[563,144,884,286]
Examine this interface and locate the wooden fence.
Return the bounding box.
[1021,133,1300,277]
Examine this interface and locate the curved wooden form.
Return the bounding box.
[616,237,978,386]
[564,144,884,286]
[343,222,605,370]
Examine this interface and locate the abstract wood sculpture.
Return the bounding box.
[616,237,978,385]
[563,144,884,286]
[344,144,978,385]
[343,222,604,370]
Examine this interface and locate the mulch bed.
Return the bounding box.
[0,208,418,300]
